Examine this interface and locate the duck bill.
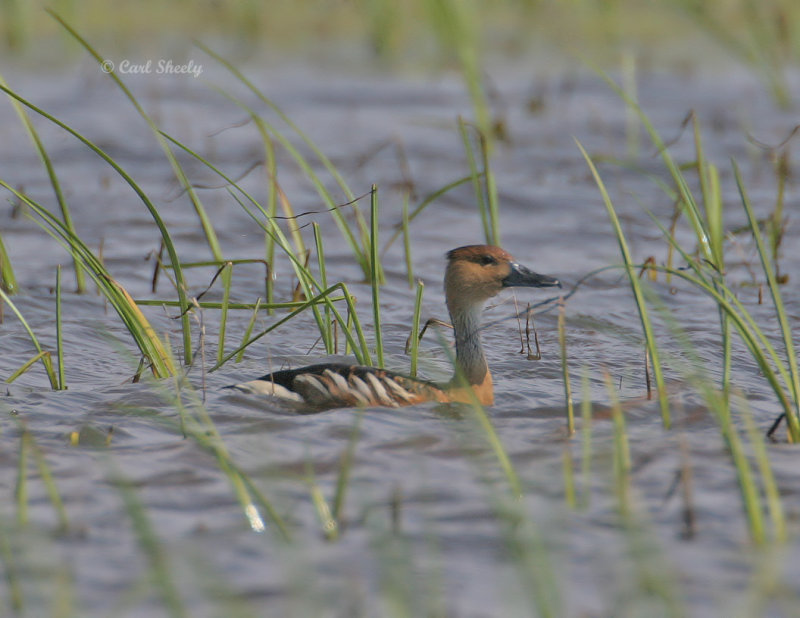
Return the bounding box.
[502,262,561,289]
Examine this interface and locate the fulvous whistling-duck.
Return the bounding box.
[231,245,560,409]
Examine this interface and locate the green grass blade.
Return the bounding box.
[160,132,375,364]
[332,411,363,522]
[201,42,356,202]
[135,298,338,311]
[690,117,731,406]
[664,267,794,419]
[0,72,86,292]
[427,0,490,139]
[580,370,593,509]
[597,70,713,264]
[645,211,795,397]
[641,220,795,423]
[15,431,29,526]
[457,117,501,244]
[693,115,723,266]
[0,83,192,367]
[158,129,335,355]
[458,117,491,243]
[402,196,413,289]
[5,350,52,385]
[559,300,573,435]
[409,280,425,377]
[262,128,278,313]
[370,185,384,368]
[0,288,59,388]
[55,265,65,390]
[646,185,799,433]
[603,371,631,518]
[734,161,800,439]
[313,223,333,353]
[110,465,187,617]
[725,420,765,543]
[211,283,369,371]
[562,440,576,509]
[216,262,233,366]
[0,519,24,613]
[0,183,176,377]
[741,396,786,542]
[305,459,337,541]
[0,229,17,294]
[47,10,224,265]
[382,173,479,254]
[645,285,769,544]
[11,416,71,532]
[224,189,333,356]
[165,373,288,538]
[437,330,522,497]
[576,138,670,428]
[30,438,70,532]
[199,45,375,279]
[479,128,500,245]
[250,116,305,258]
[236,298,262,363]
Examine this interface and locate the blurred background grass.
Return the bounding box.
[3,0,799,76]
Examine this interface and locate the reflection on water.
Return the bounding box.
[1,59,799,615]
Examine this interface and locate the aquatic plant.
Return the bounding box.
[0,287,60,389]
[579,75,795,543]
[0,72,85,293]
[2,7,799,615]
[0,229,16,294]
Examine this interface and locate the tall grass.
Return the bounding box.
[3,1,799,115]
[576,139,671,429]
[0,72,86,293]
[158,131,375,367]
[458,118,501,246]
[673,0,798,107]
[408,280,425,377]
[198,42,380,284]
[0,287,59,388]
[54,265,65,389]
[646,289,783,543]
[0,83,184,375]
[0,229,16,294]
[109,463,187,618]
[0,181,176,379]
[582,76,795,540]
[48,11,213,362]
[0,516,23,613]
[427,0,491,140]
[1,15,400,379]
[586,70,800,443]
[2,13,798,615]
[369,185,385,367]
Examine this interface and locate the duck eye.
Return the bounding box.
[479,255,497,266]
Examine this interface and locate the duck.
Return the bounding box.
[230,245,560,410]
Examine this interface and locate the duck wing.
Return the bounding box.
[230,363,448,410]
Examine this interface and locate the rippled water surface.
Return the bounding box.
[1,57,800,616]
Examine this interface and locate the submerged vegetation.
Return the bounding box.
[0,4,799,617]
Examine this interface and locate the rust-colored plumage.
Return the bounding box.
[231,245,559,410]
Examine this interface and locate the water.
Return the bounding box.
[1,56,799,616]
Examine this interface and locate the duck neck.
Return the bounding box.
[449,303,489,386]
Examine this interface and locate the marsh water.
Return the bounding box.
[1,55,800,616]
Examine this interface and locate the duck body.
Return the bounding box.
[235,362,450,410]
[231,245,560,410]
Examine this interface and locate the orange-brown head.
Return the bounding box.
[444,245,560,315]
[442,245,560,399]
